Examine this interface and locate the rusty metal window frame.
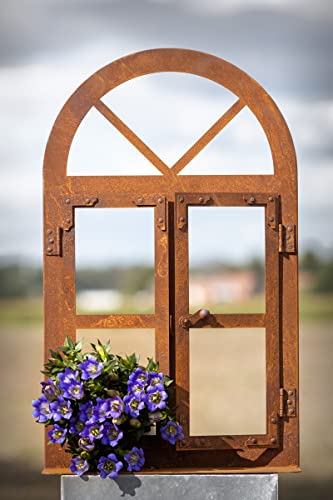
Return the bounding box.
[174,192,281,451]
[43,48,299,473]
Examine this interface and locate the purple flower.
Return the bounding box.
[127,381,146,400]
[69,417,85,434]
[128,368,148,386]
[124,394,144,418]
[124,447,145,472]
[48,424,67,444]
[160,421,184,445]
[145,386,168,412]
[32,395,52,423]
[128,368,148,385]
[58,368,80,390]
[92,398,112,423]
[78,437,95,451]
[81,422,104,441]
[40,378,60,401]
[62,379,84,400]
[70,457,89,476]
[148,371,164,388]
[101,422,123,447]
[50,397,72,421]
[79,355,103,380]
[79,401,94,423]
[109,396,124,418]
[97,454,123,479]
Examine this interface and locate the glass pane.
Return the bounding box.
[190,328,266,436]
[189,206,265,314]
[76,329,155,363]
[75,208,154,314]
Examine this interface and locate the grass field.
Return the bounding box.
[0,295,332,499]
[0,292,332,325]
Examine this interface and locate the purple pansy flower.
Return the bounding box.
[160,421,184,445]
[58,368,80,390]
[48,424,67,444]
[78,437,95,451]
[124,447,145,472]
[81,422,104,441]
[32,395,52,423]
[145,386,168,412]
[40,378,60,401]
[101,422,123,447]
[50,396,72,421]
[69,416,85,434]
[124,394,145,418]
[97,454,123,479]
[79,355,103,380]
[79,401,94,423]
[70,457,89,476]
[61,379,84,400]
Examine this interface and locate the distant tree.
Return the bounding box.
[301,250,321,272]
[315,258,333,293]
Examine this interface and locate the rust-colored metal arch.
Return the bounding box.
[43,48,299,474]
[44,48,297,185]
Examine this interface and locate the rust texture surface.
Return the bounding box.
[43,48,299,473]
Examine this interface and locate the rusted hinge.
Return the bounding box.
[279,388,296,417]
[279,224,296,253]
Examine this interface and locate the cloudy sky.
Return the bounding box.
[1,0,332,265]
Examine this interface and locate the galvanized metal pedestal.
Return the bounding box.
[61,474,278,499]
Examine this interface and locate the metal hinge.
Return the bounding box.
[279,388,296,417]
[279,224,296,253]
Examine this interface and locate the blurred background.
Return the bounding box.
[1,0,333,498]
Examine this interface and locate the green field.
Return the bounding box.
[0,292,332,326]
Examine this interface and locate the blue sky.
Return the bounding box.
[0,0,332,265]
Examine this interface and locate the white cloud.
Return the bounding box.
[184,0,333,19]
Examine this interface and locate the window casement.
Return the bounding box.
[43,49,299,473]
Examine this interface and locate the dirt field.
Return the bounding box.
[0,320,332,499]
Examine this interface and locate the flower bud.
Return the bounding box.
[106,389,120,397]
[149,411,162,423]
[112,414,127,425]
[129,418,141,428]
[80,451,90,459]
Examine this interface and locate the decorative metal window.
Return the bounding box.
[43,49,299,473]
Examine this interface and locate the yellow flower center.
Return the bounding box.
[167,426,177,436]
[103,460,115,473]
[130,453,139,464]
